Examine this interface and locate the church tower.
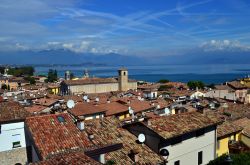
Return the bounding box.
[118,68,128,91]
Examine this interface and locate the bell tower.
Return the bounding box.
[118,68,128,91]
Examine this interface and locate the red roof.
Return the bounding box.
[129,100,154,113]
[32,151,101,165]
[69,103,106,117]
[25,113,94,159]
[25,105,47,114]
[99,102,129,116]
[147,112,221,139]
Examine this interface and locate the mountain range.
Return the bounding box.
[0,48,250,66]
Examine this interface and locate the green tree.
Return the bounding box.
[7,66,34,76]
[158,85,173,91]
[158,79,170,83]
[1,84,7,90]
[0,67,5,74]
[187,81,204,90]
[24,76,36,85]
[208,153,250,165]
[47,69,58,82]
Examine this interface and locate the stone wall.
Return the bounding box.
[0,147,28,165]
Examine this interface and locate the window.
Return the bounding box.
[171,136,182,145]
[57,116,65,123]
[196,129,205,137]
[13,141,21,148]
[174,160,180,165]
[198,151,203,165]
[123,72,126,76]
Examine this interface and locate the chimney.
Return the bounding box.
[147,119,152,126]
[130,149,139,163]
[77,119,85,131]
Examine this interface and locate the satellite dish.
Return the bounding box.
[83,95,88,101]
[128,107,134,114]
[157,105,161,109]
[67,100,75,109]
[138,133,146,143]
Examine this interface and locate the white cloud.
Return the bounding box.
[200,39,250,51]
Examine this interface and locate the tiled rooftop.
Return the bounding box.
[0,101,30,122]
[215,84,233,90]
[69,102,106,117]
[217,121,243,139]
[233,117,250,137]
[84,117,163,164]
[25,113,95,160]
[34,97,58,107]
[98,101,129,116]
[227,81,247,89]
[147,112,221,139]
[25,105,47,114]
[129,100,155,113]
[32,151,101,165]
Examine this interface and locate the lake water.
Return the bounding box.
[35,64,250,84]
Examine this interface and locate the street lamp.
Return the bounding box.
[159,148,169,165]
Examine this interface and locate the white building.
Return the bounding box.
[190,91,205,99]
[0,120,28,165]
[124,112,219,165]
[143,90,158,99]
[205,85,236,101]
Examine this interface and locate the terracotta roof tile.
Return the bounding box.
[233,117,250,137]
[34,98,58,107]
[129,100,154,113]
[32,151,101,165]
[25,113,95,159]
[0,102,30,122]
[25,105,47,114]
[147,112,221,139]
[84,117,163,164]
[69,103,106,117]
[217,121,243,138]
[98,101,129,116]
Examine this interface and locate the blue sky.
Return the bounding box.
[0,0,250,56]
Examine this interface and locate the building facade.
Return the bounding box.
[60,68,137,95]
[0,120,28,165]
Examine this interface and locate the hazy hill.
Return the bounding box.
[0,48,250,65]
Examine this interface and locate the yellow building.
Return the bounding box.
[233,117,250,148]
[216,121,242,157]
[240,77,250,88]
[0,77,29,91]
[47,84,60,95]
